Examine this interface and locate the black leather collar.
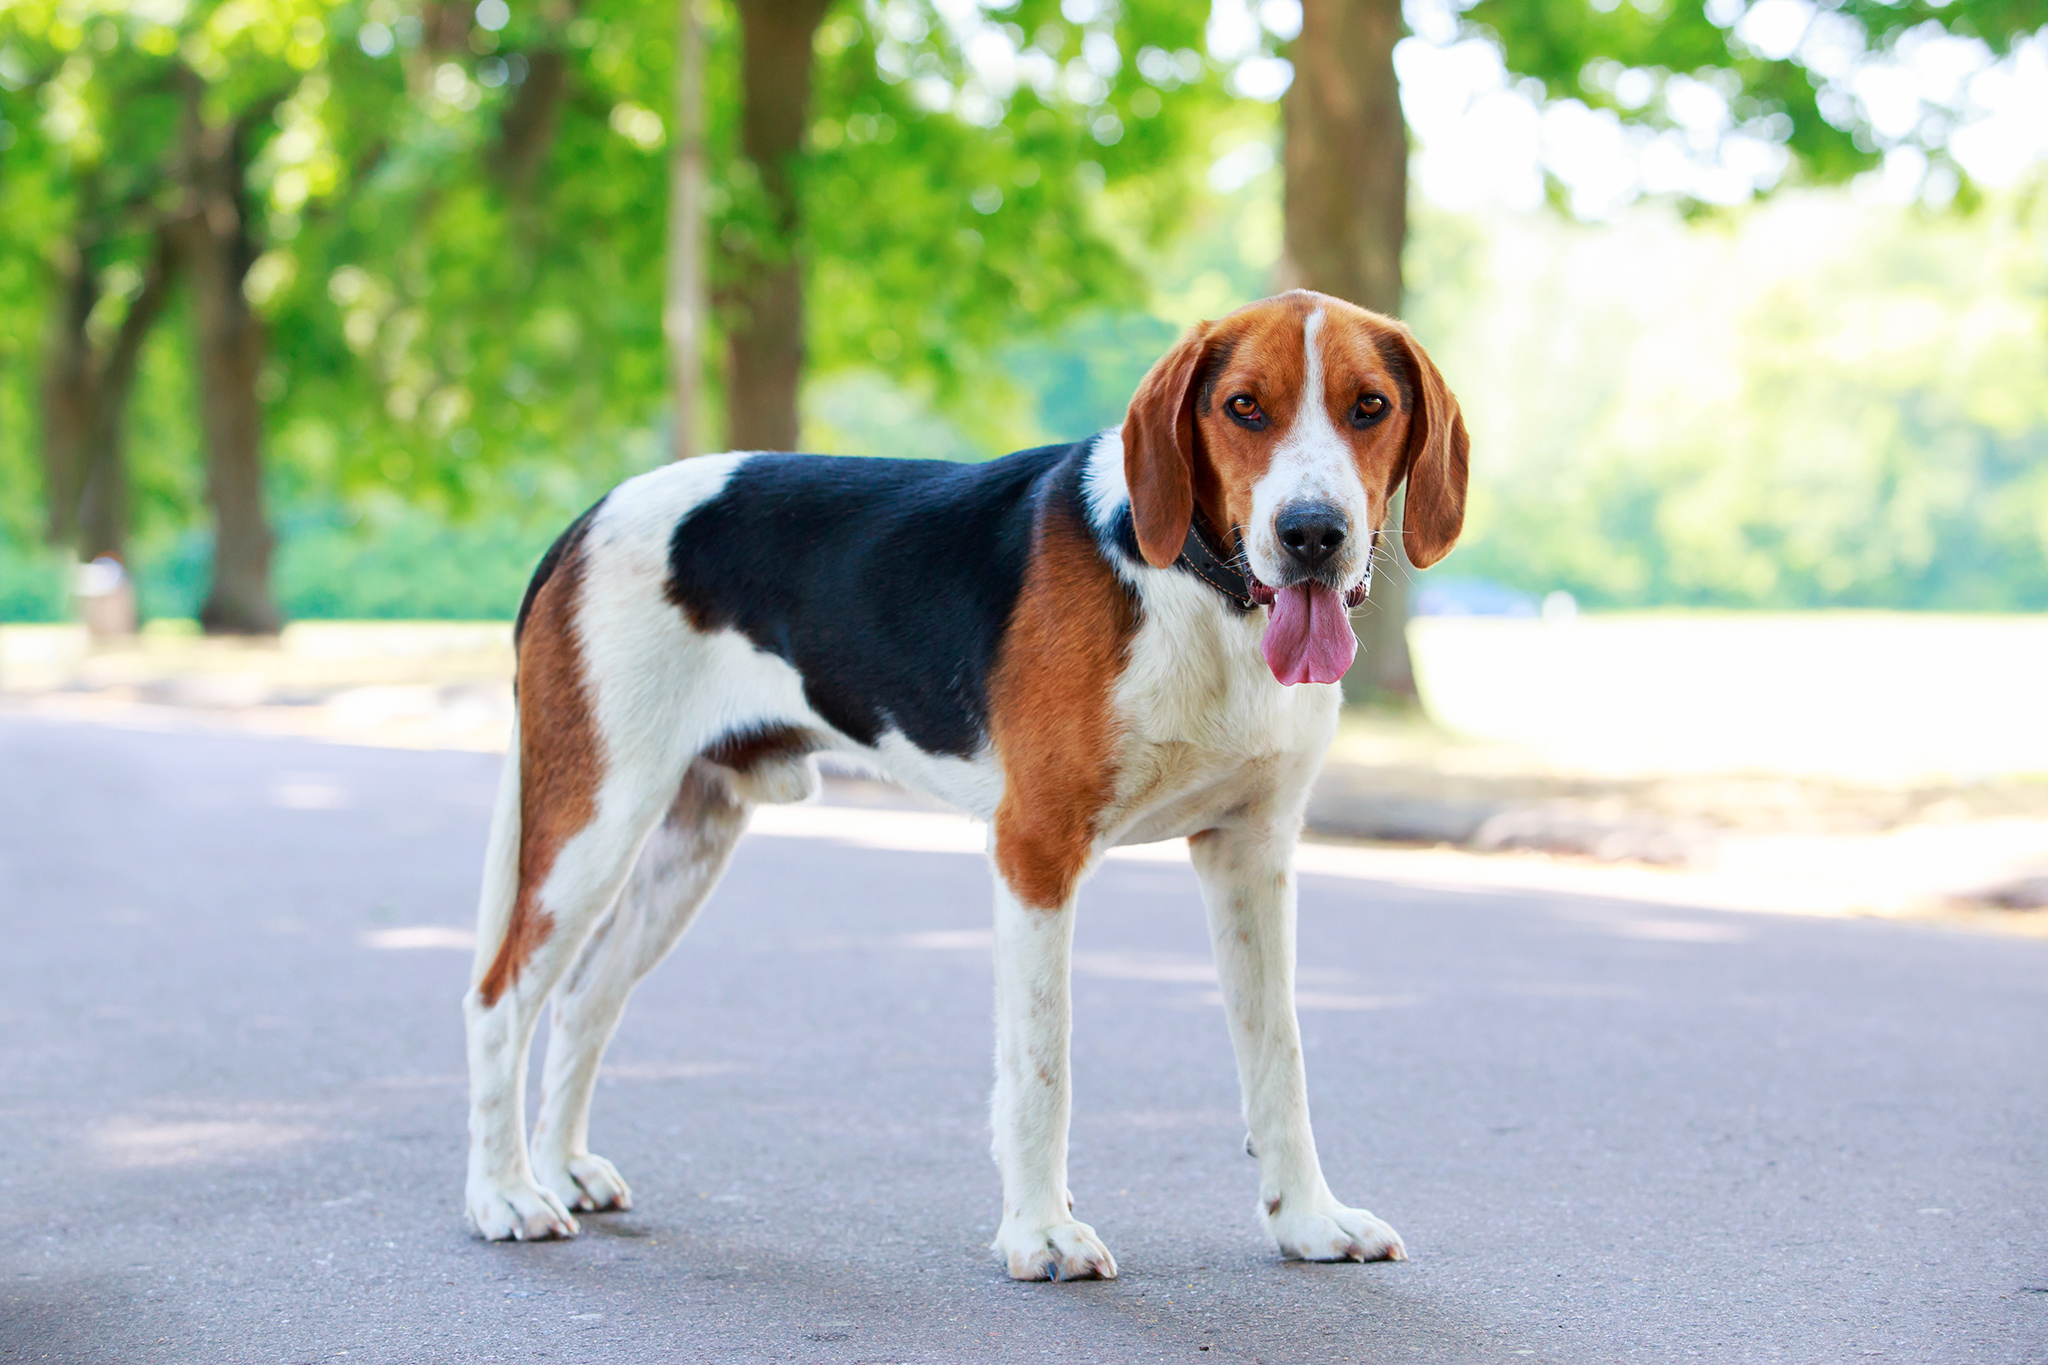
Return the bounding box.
[1172,513,1377,612]
[1175,510,1258,612]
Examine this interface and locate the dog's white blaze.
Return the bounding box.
[1244,308,1372,592]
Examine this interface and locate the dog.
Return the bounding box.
[461,289,1469,1280]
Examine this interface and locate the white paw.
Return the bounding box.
[536,1152,633,1213]
[1266,1195,1406,1263]
[467,1175,580,1241]
[993,1217,1119,1282]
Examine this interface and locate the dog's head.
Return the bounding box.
[1121,290,1469,599]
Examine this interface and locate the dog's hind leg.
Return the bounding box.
[529,761,749,1213]
[461,528,701,1242]
[462,729,690,1241]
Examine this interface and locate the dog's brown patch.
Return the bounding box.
[1371,321,1470,568]
[702,723,817,772]
[987,498,1136,910]
[479,538,603,1008]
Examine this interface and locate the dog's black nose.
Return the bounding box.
[1275,503,1349,569]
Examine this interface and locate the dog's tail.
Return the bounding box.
[468,714,524,997]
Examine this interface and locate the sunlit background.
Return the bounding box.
[3,0,2047,907]
[4,0,2045,620]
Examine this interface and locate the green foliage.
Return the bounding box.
[224,0,1236,509]
[271,504,566,618]
[0,0,1231,617]
[1465,0,2048,193]
[1422,186,2048,610]
[3,0,2043,626]
[0,539,67,620]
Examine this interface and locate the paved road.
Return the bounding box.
[1,713,2043,1365]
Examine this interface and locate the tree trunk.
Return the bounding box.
[171,71,281,635]
[493,48,573,197]
[724,0,832,453]
[490,0,584,202]
[665,0,706,459]
[39,243,96,552]
[1281,0,1418,704]
[39,226,176,571]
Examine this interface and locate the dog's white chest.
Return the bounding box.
[1102,573,1340,847]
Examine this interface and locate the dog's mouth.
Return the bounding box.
[1246,573,1366,687]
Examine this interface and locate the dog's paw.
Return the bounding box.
[535,1152,632,1214]
[1267,1196,1405,1263]
[993,1217,1119,1282]
[466,1176,580,1242]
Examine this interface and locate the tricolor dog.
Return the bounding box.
[462,289,1469,1280]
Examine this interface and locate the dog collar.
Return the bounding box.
[1175,510,1258,612]
[1173,513,1375,613]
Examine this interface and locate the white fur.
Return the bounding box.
[1080,427,1129,536]
[463,434,1404,1273]
[989,874,1118,1280]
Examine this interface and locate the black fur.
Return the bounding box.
[514,495,606,647]
[665,443,1100,758]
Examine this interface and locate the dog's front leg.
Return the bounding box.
[1190,824,1406,1263]
[988,873,1118,1281]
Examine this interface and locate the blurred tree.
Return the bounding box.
[1,0,1220,621]
[799,0,1225,446]
[40,207,176,572]
[721,0,832,451]
[1285,0,2048,703]
[0,10,185,578]
[665,0,706,458]
[1469,0,2048,189]
[0,0,378,632]
[266,0,1224,500]
[167,67,293,635]
[717,0,1223,451]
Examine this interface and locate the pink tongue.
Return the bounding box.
[1261,583,1358,686]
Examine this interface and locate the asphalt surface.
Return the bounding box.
[1,712,2044,1365]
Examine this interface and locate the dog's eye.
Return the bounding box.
[1352,394,1389,427]
[1226,394,1265,427]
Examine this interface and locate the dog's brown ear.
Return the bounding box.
[1122,322,1210,569]
[1389,325,1470,570]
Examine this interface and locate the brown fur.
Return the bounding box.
[478,544,603,1009]
[1123,291,1466,567]
[1375,323,1470,568]
[1120,326,1206,568]
[987,498,1138,910]
[702,723,817,772]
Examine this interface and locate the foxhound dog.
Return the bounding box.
[462,290,1469,1280]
